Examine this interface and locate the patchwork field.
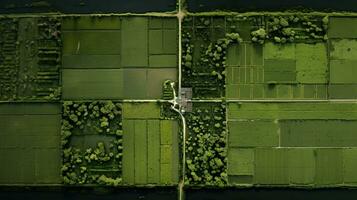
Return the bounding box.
[61,16,178,99]
[227,102,357,186]
[2,10,357,194]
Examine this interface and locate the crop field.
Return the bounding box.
[61,16,178,99]
[2,1,357,199]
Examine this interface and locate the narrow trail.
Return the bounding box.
[168,81,186,200]
[174,1,187,200]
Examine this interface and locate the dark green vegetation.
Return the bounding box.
[181,14,357,187]
[61,102,180,186]
[182,15,357,100]
[0,17,61,101]
[225,15,329,100]
[0,15,181,187]
[185,103,227,186]
[182,15,331,99]
[61,101,123,185]
[251,15,328,44]
[182,16,244,98]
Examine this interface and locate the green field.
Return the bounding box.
[0,103,61,184]
[2,13,357,191]
[122,103,179,185]
[61,16,178,100]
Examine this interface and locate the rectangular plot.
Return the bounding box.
[239,84,252,99]
[160,163,172,184]
[35,148,61,183]
[134,120,148,184]
[149,29,177,55]
[0,153,37,184]
[280,120,316,147]
[149,30,163,54]
[229,175,253,185]
[246,43,263,66]
[147,120,160,184]
[161,120,173,145]
[292,85,302,98]
[254,148,289,185]
[329,17,357,38]
[330,39,357,60]
[281,120,357,147]
[0,103,60,115]
[343,148,357,184]
[226,84,239,99]
[0,114,61,184]
[303,85,316,99]
[161,145,172,164]
[239,68,246,84]
[315,149,343,185]
[264,59,296,83]
[228,120,279,147]
[122,120,135,184]
[316,85,328,99]
[228,67,242,84]
[288,148,315,185]
[62,69,123,99]
[296,43,328,84]
[63,55,121,69]
[19,150,36,183]
[23,135,60,148]
[163,30,177,54]
[227,44,245,66]
[264,60,296,72]
[277,85,292,99]
[0,115,60,137]
[163,18,177,29]
[228,103,357,120]
[0,149,29,183]
[252,67,264,83]
[253,84,264,99]
[122,103,161,119]
[62,16,121,30]
[264,42,295,60]
[123,69,147,99]
[330,60,357,84]
[149,17,177,30]
[228,66,263,84]
[149,55,177,68]
[228,148,254,176]
[264,72,296,83]
[149,18,164,29]
[63,31,121,54]
[0,135,21,148]
[171,121,179,183]
[329,84,357,99]
[121,17,148,67]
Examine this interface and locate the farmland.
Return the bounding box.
[1,1,357,199]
